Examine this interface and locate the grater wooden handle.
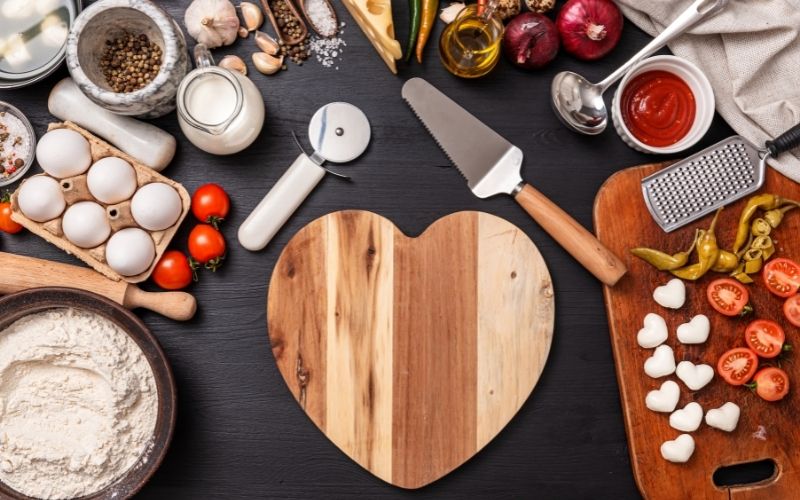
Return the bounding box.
[514,183,627,286]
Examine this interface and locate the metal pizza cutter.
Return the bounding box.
[238,102,371,251]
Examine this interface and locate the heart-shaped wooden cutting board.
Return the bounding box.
[267,210,554,488]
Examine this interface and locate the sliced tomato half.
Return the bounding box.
[749,367,790,402]
[763,258,800,298]
[717,347,759,386]
[785,295,800,328]
[707,278,752,317]
[744,319,786,358]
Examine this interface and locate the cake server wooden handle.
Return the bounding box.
[0,252,196,321]
[514,183,627,286]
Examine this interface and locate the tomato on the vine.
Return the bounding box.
[0,192,23,234]
[707,279,752,317]
[748,367,790,402]
[152,250,195,290]
[188,224,226,271]
[191,183,230,228]
[762,258,800,298]
[744,319,787,359]
[717,347,759,386]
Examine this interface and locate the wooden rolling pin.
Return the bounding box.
[0,252,196,321]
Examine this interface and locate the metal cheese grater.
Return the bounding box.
[642,123,800,232]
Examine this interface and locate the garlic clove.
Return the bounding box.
[254,31,280,55]
[240,2,263,31]
[252,52,283,75]
[219,54,247,75]
[238,26,249,38]
[440,2,465,24]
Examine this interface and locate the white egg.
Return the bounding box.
[17,175,66,222]
[130,183,182,231]
[61,201,111,248]
[87,157,138,204]
[105,228,155,276]
[36,129,92,178]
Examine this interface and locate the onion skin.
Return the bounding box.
[502,13,559,70]
[556,0,622,61]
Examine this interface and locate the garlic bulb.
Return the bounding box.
[184,0,240,49]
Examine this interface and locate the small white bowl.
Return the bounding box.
[612,55,715,154]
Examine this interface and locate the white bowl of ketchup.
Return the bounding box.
[612,55,715,154]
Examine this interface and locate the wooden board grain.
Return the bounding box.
[594,164,800,499]
[267,210,555,489]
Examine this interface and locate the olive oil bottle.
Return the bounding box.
[439,3,504,78]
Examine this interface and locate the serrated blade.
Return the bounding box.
[401,78,523,198]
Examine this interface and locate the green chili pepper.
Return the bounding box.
[752,235,775,261]
[751,218,771,237]
[670,210,722,280]
[630,230,699,271]
[743,248,764,274]
[764,205,797,228]
[711,250,739,273]
[731,269,755,284]
[732,194,796,253]
[405,0,421,62]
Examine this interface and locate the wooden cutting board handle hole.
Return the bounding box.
[712,459,777,488]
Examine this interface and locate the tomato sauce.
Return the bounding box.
[621,70,696,147]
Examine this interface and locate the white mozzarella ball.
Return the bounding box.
[36,129,92,178]
[61,201,111,248]
[105,228,155,276]
[87,157,138,204]
[130,182,182,231]
[17,175,66,222]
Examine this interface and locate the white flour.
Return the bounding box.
[0,308,158,499]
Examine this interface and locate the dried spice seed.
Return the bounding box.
[100,33,162,93]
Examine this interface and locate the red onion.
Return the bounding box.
[502,13,559,70]
[556,0,622,61]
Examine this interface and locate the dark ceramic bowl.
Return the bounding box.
[0,287,176,500]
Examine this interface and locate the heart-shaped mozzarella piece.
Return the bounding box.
[645,345,676,378]
[676,361,714,391]
[638,313,668,348]
[669,402,703,432]
[677,315,710,344]
[653,278,686,309]
[645,380,680,413]
[661,434,695,463]
[705,402,740,432]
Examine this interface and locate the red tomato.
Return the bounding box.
[762,258,800,298]
[744,319,786,358]
[188,224,226,271]
[152,250,195,290]
[0,196,23,234]
[749,367,790,402]
[707,278,752,317]
[192,183,230,228]
[717,347,759,386]
[785,295,800,328]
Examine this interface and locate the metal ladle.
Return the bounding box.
[550,0,727,135]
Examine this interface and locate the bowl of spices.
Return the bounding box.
[612,55,715,154]
[0,287,176,500]
[0,0,82,89]
[0,102,36,187]
[66,0,189,118]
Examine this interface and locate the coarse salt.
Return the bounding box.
[305,0,337,37]
[309,22,347,69]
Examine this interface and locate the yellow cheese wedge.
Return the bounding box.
[341,0,402,74]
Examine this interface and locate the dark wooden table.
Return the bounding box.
[1,1,737,498]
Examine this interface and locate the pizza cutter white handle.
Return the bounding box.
[238,154,326,251]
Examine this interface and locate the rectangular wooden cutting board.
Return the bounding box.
[594,164,800,499]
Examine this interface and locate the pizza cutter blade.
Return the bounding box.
[238,102,371,251]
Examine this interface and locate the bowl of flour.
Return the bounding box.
[0,287,176,500]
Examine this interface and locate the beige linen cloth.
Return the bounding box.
[615,0,800,183]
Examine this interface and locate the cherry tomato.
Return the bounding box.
[0,193,23,234]
[188,224,226,271]
[717,347,759,386]
[785,295,800,328]
[152,250,195,290]
[192,183,230,228]
[744,319,786,358]
[748,367,790,402]
[762,258,800,298]
[706,278,751,317]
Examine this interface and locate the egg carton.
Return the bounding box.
[9,122,190,283]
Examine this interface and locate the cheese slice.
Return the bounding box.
[341,0,402,74]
